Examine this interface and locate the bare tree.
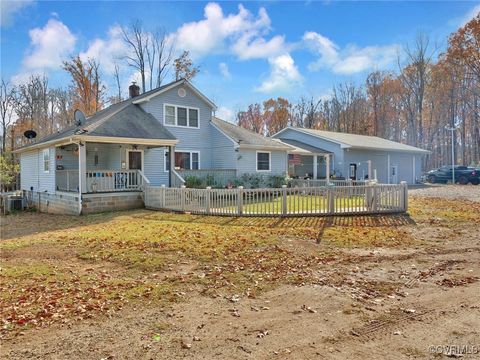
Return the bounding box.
[0,79,16,154]
[113,62,122,102]
[153,29,174,87]
[122,20,148,93]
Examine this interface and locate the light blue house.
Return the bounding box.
[16,78,427,214]
[15,79,291,214]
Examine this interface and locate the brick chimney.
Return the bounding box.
[129,82,140,98]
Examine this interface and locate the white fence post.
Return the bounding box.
[206,186,211,214]
[372,182,378,212]
[400,181,408,211]
[327,188,335,214]
[161,185,166,208]
[281,185,287,216]
[181,185,186,211]
[237,186,244,215]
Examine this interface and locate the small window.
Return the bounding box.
[43,149,50,173]
[177,107,187,126]
[165,105,175,125]
[189,109,198,128]
[165,151,200,171]
[257,152,270,171]
[192,152,199,169]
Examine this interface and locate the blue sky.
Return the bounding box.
[1,1,479,120]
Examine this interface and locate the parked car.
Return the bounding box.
[426,165,479,185]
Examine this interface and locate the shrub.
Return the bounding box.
[184,175,202,188]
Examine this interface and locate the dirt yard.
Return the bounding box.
[1,185,479,359]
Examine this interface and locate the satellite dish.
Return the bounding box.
[74,109,86,126]
[24,129,37,139]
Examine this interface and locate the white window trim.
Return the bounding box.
[164,149,201,172]
[126,149,144,171]
[256,150,271,172]
[163,103,200,129]
[43,148,50,173]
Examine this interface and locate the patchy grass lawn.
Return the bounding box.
[1,195,477,342]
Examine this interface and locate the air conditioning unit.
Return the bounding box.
[5,195,24,213]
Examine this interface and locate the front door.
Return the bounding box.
[128,150,142,170]
[390,165,398,184]
[349,163,357,180]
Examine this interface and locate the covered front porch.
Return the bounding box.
[282,139,333,180]
[54,140,176,193]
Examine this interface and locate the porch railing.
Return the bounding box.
[144,182,408,217]
[86,170,144,192]
[56,169,146,193]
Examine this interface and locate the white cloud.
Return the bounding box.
[0,0,35,27]
[231,34,287,60]
[22,19,76,70]
[216,106,234,121]
[80,25,128,74]
[256,54,303,93]
[219,62,230,79]
[303,31,399,74]
[168,2,287,60]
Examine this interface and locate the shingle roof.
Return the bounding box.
[277,138,331,154]
[15,80,187,152]
[289,128,429,153]
[212,117,292,150]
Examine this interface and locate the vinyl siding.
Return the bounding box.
[236,149,287,175]
[210,123,237,169]
[140,83,214,169]
[20,147,56,193]
[343,149,421,184]
[144,147,169,186]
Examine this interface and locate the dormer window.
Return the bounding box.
[164,104,199,128]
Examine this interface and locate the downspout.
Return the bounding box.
[387,154,391,184]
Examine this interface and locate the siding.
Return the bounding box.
[20,147,56,193]
[236,149,287,176]
[210,123,237,169]
[343,149,420,184]
[140,83,214,169]
[144,147,169,186]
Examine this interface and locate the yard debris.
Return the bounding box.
[301,305,317,313]
[226,294,241,303]
[402,308,416,314]
[229,308,240,317]
[192,336,201,341]
[181,342,192,349]
[256,330,269,338]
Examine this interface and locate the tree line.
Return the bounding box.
[236,15,480,169]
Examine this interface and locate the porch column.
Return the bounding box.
[168,145,175,187]
[313,155,317,180]
[325,154,330,183]
[78,142,87,193]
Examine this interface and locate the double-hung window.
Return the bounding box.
[164,104,199,128]
[256,151,270,172]
[43,148,50,173]
[165,151,200,171]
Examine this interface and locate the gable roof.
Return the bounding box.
[277,138,332,155]
[276,127,429,154]
[132,79,217,109]
[211,117,292,151]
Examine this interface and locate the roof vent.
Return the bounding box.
[129,82,140,98]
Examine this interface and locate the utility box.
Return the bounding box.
[5,195,24,213]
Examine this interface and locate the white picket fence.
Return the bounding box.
[144,182,408,217]
[289,179,367,187]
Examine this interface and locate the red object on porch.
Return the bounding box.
[289,154,302,165]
